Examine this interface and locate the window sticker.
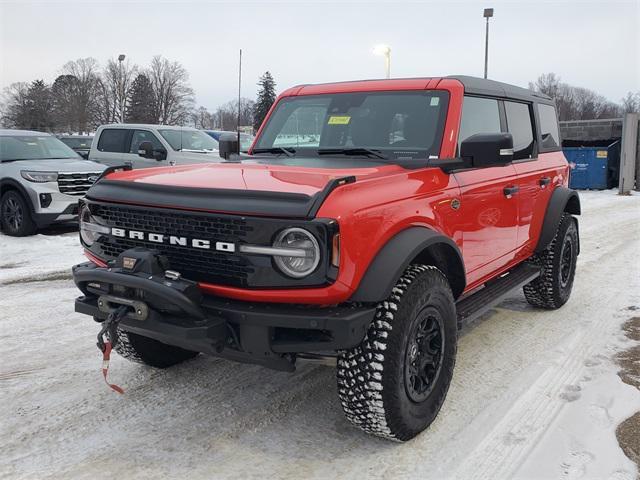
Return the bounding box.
[596,150,607,158]
[327,115,351,125]
[430,97,440,106]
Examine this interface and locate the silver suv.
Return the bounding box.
[89,124,221,168]
[0,129,105,236]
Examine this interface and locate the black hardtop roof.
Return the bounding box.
[447,75,553,103]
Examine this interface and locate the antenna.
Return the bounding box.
[237,49,242,150]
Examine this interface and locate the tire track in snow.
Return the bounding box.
[451,218,639,479]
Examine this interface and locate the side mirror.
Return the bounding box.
[137,141,154,159]
[460,133,514,168]
[218,133,239,160]
[138,141,167,161]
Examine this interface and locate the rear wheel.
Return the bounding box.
[109,326,199,368]
[337,265,457,441]
[1,191,37,236]
[524,213,578,309]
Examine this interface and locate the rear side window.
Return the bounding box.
[97,129,129,153]
[505,101,535,160]
[537,104,560,149]
[458,96,501,149]
[129,130,163,153]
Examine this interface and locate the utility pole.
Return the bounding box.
[483,8,493,79]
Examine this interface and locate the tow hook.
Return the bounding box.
[96,305,129,394]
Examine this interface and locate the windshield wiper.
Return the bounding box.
[317,148,387,160]
[252,147,295,157]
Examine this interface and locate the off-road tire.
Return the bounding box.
[110,326,199,368]
[0,191,37,237]
[524,213,578,309]
[337,265,457,441]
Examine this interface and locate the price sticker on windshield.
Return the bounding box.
[328,116,351,125]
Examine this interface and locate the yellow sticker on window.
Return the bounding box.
[328,115,351,125]
[596,150,607,158]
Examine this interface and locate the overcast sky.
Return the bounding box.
[1,0,638,109]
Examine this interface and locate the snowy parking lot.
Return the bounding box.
[1,190,639,480]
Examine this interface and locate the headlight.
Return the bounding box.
[272,227,320,278]
[79,204,109,246]
[21,171,58,183]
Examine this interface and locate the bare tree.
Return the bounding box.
[191,106,214,129]
[621,92,640,113]
[60,58,101,133]
[148,56,194,125]
[530,73,622,121]
[1,82,30,128]
[97,57,138,123]
[213,98,255,131]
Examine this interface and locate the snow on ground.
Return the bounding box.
[1,189,638,480]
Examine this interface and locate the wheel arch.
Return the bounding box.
[535,186,581,254]
[0,178,35,212]
[349,227,466,303]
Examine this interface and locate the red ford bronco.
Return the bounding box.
[73,75,580,441]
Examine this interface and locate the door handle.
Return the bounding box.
[503,186,519,197]
[539,177,551,187]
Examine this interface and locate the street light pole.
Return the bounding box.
[118,54,126,123]
[483,8,493,79]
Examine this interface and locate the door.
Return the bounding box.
[124,130,167,168]
[454,96,520,287]
[503,100,552,257]
[513,102,563,257]
[91,128,128,166]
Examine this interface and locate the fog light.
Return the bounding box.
[39,193,52,208]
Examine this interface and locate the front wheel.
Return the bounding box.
[337,265,457,441]
[0,191,37,236]
[524,213,578,309]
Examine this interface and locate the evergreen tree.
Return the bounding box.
[126,73,156,124]
[25,80,53,131]
[253,71,276,132]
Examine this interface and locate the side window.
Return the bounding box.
[97,129,128,153]
[505,101,535,160]
[537,104,560,149]
[458,96,501,149]
[129,130,163,154]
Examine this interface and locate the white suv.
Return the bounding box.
[89,124,222,168]
[0,129,105,236]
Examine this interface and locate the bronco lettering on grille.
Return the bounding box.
[111,227,236,253]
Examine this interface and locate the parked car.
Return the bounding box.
[0,129,105,236]
[204,130,254,152]
[72,76,580,441]
[58,135,94,159]
[89,124,221,168]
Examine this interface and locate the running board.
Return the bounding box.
[456,263,541,329]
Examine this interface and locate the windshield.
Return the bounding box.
[158,129,218,152]
[0,135,80,162]
[253,90,449,162]
[60,137,93,149]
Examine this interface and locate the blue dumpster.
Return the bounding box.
[563,140,620,190]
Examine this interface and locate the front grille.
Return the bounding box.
[58,172,102,196]
[93,203,256,287]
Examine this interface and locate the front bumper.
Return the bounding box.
[73,260,374,372]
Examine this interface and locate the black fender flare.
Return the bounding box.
[350,227,466,303]
[535,186,581,254]
[0,178,35,212]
